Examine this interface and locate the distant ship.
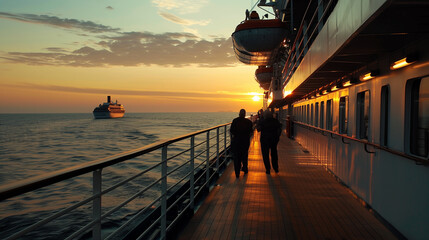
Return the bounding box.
[93,96,125,119]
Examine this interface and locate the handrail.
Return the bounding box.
[293,121,429,165]
[0,122,231,201]
[0,122,232,240]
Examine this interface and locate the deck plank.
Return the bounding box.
[177,132,398,240]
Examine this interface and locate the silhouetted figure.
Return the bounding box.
[230,109,253,178]
[258,110,282,174]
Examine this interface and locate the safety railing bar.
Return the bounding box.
[137,212,163,240]
[165,172,192,194]
[0,124,230,201]
[64,175,165,240]
[284,0,333,85]
[165,187,191,214]
[3,124,232,239]
[194,171,206,186]
[209,134,217,141]
[342,136,350,145]
[194,149,207,160]
[64,219,97,240]
[165,148,191,162]
[193,160,206,171]
[194,183,206,198]
[5,188,101,240]
[209,142,218,151]
[293,0,322,62]
[101,161,162,197]
[105,196,162,240]
[207,152,217,164]
[101,176,163,223]
[281,0,313,74]
[166,159,192,176]
[301,0,334,57]
[166,201,191,232]
[282,0,335,84]
[194,140,207,149]
[294,121,429,165]
[207,170,218,183]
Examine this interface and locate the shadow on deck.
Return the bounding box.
[177,131,398,240]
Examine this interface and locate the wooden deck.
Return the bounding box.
[177,131,398,240]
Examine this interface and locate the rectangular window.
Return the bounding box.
[320,101,325,129]
[357,91,370,139]
[311,103,314,126]
[315,102,319,127]
[327,99,333,130]
[339,96,348,134]
[307,104,310,124]
[380,85,390,146]
[409,78,428,157]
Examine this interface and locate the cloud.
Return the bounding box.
[152,0,208,14]
[3,83,251,101]
[0,11,236,67]
[0,12,119,33]
[1,31,236,67]
[158,11,209,26]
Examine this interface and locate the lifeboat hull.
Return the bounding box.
[255,66,273,90]
[232,19,287,65]
[232,27,287,53]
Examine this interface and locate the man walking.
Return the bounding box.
[230,109,253,178]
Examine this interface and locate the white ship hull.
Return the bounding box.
[93,111,124,119]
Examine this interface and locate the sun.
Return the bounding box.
[252,95,261,102]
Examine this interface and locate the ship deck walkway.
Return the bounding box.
[177,131,398,239]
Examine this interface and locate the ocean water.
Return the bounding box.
[0,112,237,239]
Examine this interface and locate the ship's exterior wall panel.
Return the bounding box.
[284,0,388,93]
[292,57,429,239]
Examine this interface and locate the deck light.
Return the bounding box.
[331,86,338,91]
[362,73,373,81]
[391,56,417,70]
[362,70,379,81]
[322,90,328,95]
[343,81,352,87]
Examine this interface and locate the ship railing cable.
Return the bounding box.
[282,0,337,87]
[0,123,232,240]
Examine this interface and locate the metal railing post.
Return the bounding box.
[92,169,102,240]
[216,128,220,174]
[190,136,195,210]
[224,125,227,154]
[206,131,210,188]
[161,145,168,240]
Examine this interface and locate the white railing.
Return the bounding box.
[0,123,232,240]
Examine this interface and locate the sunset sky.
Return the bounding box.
[0,0,265,113]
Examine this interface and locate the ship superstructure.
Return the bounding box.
[232,0,429,239]
[93,96,125,119]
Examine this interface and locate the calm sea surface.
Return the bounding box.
[0,112,237,239]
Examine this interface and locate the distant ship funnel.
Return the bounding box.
[107,96,111,103]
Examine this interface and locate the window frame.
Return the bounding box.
[339,96,349,135]
[357,90,370,140]
[380,85,390,147]
[326,99,333,131]
[406,77,429,158]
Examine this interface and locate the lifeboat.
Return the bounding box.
[255,66,273,90]
[232,11,287,65]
